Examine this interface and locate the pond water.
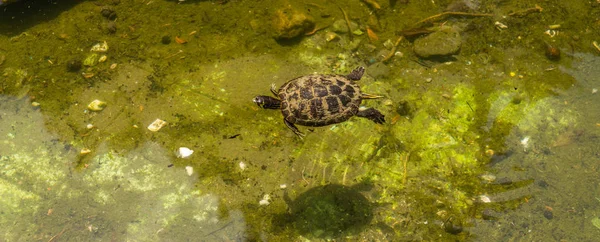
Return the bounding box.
[1,0,599,241]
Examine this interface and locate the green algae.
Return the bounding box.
[1,0,599,241]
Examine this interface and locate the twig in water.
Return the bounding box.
[414,12,493,27]
[382,36,404,63]
[339,6,354,41]
[508,4,543,17]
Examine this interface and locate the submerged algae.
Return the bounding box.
[0,96,246,241]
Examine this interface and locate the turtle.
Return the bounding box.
[253,66,385,137]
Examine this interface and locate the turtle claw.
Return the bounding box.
[284,119,305,139]
[270,83,279,96]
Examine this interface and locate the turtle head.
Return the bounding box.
[253,95,281,109]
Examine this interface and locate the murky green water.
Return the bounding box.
[1,0,599,241]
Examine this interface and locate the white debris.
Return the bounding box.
[259,194,270,206]
[176,147,194,158]
[86,123,94,129]
[520,136,530,150]
[147,119,167,132]
[495,21,508,31]
[185,166,194,176]
[592,88,598,94]
[279,184,287,189]
[239,161,247,171]
[479,195,492,203]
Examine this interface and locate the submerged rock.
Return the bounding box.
[272,8,315,39]
[413,27,462,58]
[283,184,373,239]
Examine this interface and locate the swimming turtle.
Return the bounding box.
[253,66,385,137]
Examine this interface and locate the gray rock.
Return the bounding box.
[413,28,462,58]
[367,62,391,79]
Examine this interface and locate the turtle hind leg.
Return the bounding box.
[357,108,385,124]
[284,119,306,139]
[347,66,365,80]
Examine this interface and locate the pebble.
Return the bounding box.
[185,166,194,176]
[87,100,107,111]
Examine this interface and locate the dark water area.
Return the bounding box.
[1,0,599,240]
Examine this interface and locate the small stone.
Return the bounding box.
[536,180,549,188]
[367,62,390,79]
[66,59,82,72]
[80,148,92,155]
[444,221,463,235]
[413,27,462,58]
[543,210,553,220]
[479,195,492,203]
[161,35,171,45]
[101,7,117,20]
[332,19,358,33]
[87,99,107,111]
[105,22,117,34]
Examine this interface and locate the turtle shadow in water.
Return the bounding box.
[274,184,374,239]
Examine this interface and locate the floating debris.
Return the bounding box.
[87,100,107,111]
[185,166,194,176]
[175,147,194,158]
[147,119,167,132]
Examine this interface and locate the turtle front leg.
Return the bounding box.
[357,108,385,124]
[284,119,306,138]
[347,66,365,80]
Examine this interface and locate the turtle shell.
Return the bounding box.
[278,74,362,127]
